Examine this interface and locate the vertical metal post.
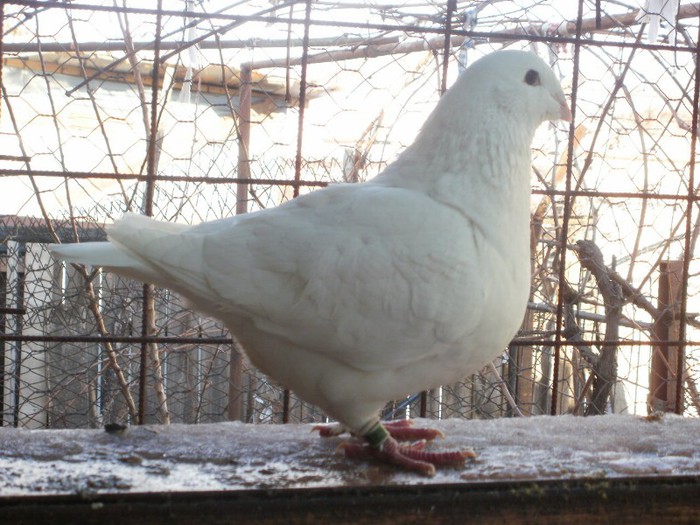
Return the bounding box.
[138,0,164,425]
[0,0,6,429]
[440,0,456,94]
[551,0,584,415]
[650,261,683,414]
[419,391,428,418]
[282,389,290,424]
[291,0,313,199]
[0,0,4,127]
[236,66,252,216]
[674,16,700,415]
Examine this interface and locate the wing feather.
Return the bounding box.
[97,185,489,373]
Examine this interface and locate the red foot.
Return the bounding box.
[383,420,445,441]
[341,437,475,477]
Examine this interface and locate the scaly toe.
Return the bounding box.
[383,419,445,441]
[340,437,474,477]
[341,438,436,477]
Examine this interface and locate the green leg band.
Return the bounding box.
[364,422,390,448]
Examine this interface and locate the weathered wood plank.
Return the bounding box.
[0,477,698,525]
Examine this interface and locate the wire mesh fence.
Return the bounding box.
[1,0,699,429]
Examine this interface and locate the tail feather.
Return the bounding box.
[50,242,132,267]
[49,214,205,296]
[48,241,158,284]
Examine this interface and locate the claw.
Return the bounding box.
[339,436,475,477]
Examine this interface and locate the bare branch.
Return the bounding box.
[572,240,624,416]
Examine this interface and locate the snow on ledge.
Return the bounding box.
[0,414,698,495]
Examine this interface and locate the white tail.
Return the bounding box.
[49,242,133,268]
[48,240,159,285]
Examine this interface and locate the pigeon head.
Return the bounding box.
[400,49,571,170]
[466,49,572,127]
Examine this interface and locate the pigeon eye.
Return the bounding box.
[524,69,541,86]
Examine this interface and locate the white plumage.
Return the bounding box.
[51,50,571,475]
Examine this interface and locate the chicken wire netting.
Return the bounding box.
[1,0,699,429]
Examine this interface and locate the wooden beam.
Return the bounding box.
[1,55,311,103]
[650,260,684,413]
[245,3,700,70]
[0,477,698,525]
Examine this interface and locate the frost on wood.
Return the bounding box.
[0,415,698,495]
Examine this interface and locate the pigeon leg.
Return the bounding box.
[314,419,444,441]
[340,423,475,477]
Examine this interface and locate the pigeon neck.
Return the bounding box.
[386,111,535,195]
[377,112,536,250]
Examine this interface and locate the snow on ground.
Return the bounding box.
[0,415,698,495]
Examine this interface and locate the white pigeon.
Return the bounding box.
[50,50,571,476]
